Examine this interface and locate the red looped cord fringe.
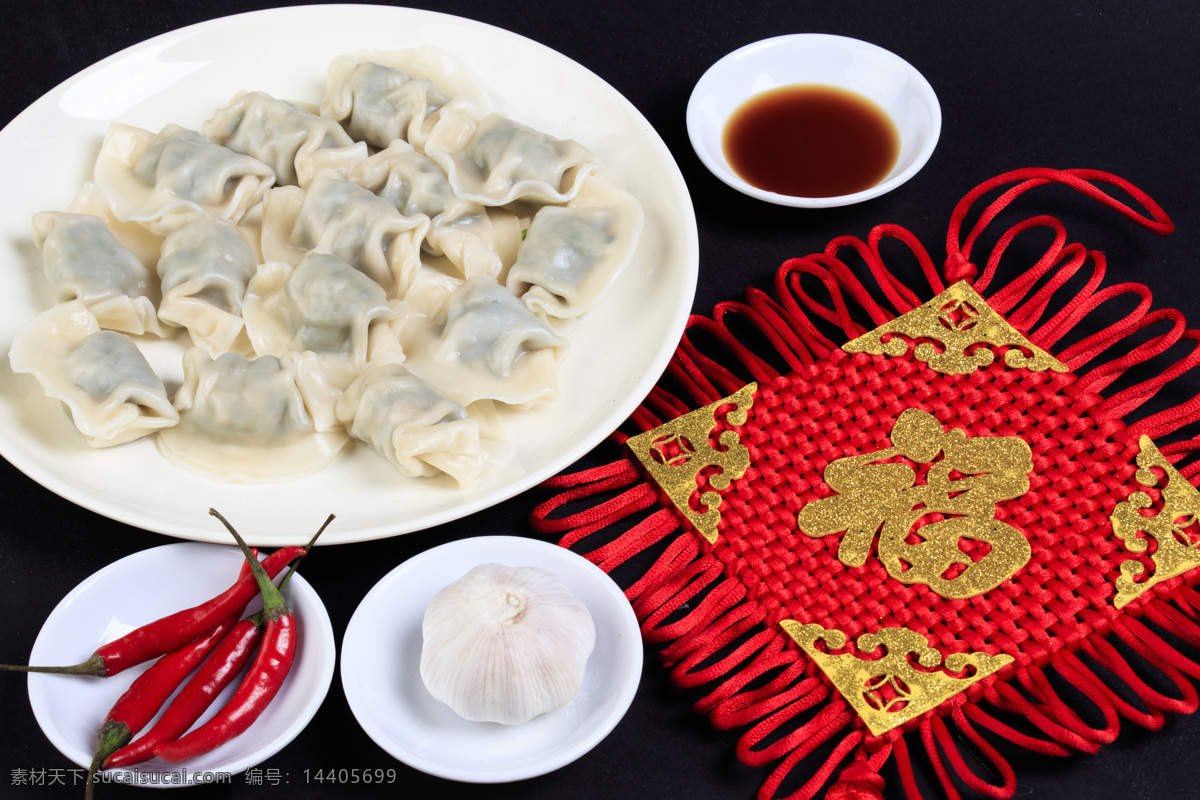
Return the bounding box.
[530,168,1200,799]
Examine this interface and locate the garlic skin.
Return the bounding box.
[420,562,596,724]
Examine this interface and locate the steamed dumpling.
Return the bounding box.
[348,140,520,280]
[335,359,504,485]
[156,349,348,482]
[9,45,643,488]
[156,215,258,355]
[505,177,643,319]
[322,58,453,150]
[424,110,600,206]
[9,301,178,447]
[203,90,367,186]
[242,251,408,369]
[320,47,491,151]
[93,123,275,235]
[66,183,163,270]
[402,276,567,407]
[32,211,163,337]
[260,173,428,297]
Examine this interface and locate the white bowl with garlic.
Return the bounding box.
[340,536,642,782]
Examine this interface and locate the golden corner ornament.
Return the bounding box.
[1111,436,1200,609]
[842,281,1068,376]
[625,383,757,545]
[779,621,1013,736]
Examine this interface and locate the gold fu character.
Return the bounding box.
[796,408,1033,598]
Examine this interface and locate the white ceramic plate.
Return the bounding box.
[340,536,642,782]
[687,33,941,207]
[27,542,335,786]
[0,5,697,545]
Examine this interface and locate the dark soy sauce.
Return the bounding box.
[722,84,900,198]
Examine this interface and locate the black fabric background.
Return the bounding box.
[2,2,1199,799]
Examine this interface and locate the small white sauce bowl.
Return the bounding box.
[687,33,941,207]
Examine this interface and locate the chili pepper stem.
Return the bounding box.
[0,653,107,676]
[208,509,289,620]
[245,512,335,627]
[85,720,131,800]
[276,513,334,594]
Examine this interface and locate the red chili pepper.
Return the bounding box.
[153,511,300,763]
[107,515,332,770]
[103,616,264,770]
[0,545,305,678]
[83,615,241,799]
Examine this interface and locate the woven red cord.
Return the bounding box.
[1041,652,1122,743]
[918,718,962,800]
[825,232,927,317]
[1024,250,1109,349]
[976,214,1070,317]
[644,382,696,423]
[678,315,762,400]
[671,622,774,690]
[743,288,820,369]
[1066,646,1164,729]
[773,257,877,353]
[1125,333,1200,439]
[944,167,1174,288]
[825,745,892,800]
[984,680,1101,754]
[890,735,929,800]
[1086,632,1199,717]
[1168,584,1200,618]
[539,167,1200,800]
[752,706,856,791]
[961,702,1071,757]
[765,728,865,800]
[530,461,643,527]
[948,705,1018,798]
[1049,279,1152,368]
[710,672,824,731]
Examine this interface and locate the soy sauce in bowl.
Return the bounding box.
[722,84,899,198]
[686,34,941,207]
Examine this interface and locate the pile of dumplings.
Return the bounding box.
[8,47,643,486]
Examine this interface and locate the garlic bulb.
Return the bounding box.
[420,562,596,724]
